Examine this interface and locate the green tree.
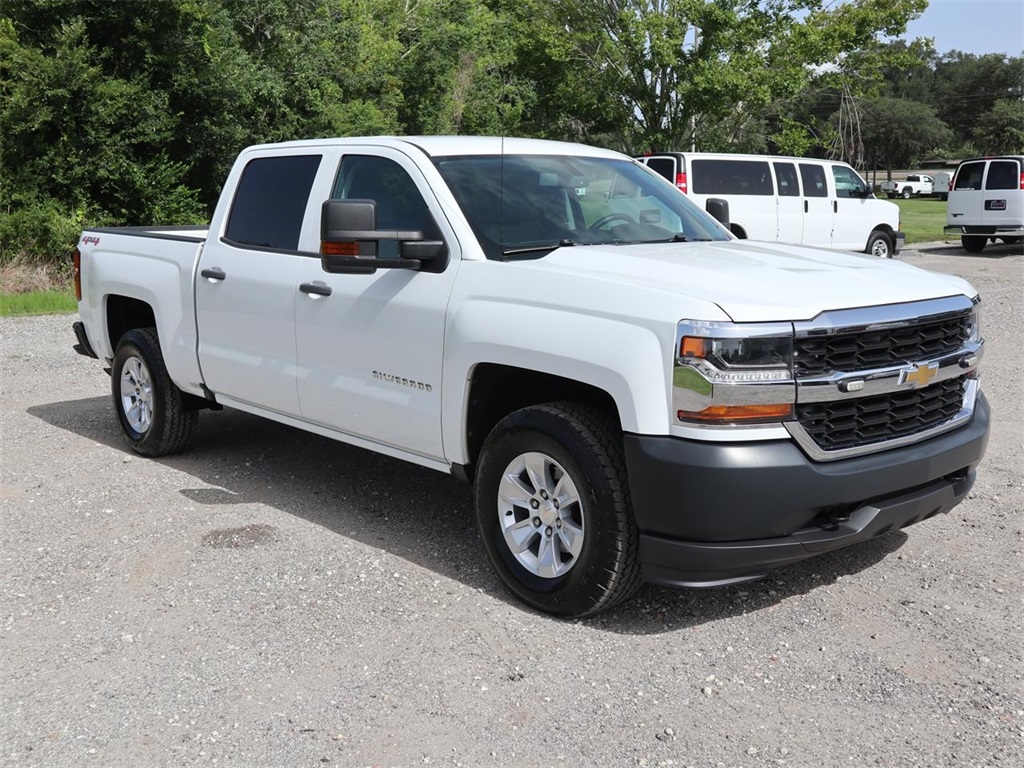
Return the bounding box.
[515,0,929,153]
[972,98,1024,155]
[856,96,951,176]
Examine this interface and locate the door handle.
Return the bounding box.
[200,267,226,281]
[833,201,838,213]
[804,200,808,213]
[299,281,332,297]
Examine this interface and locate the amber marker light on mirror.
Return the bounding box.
[321,241,359,256]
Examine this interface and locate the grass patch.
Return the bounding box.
[0,289,77,316]
[892,197,949,244]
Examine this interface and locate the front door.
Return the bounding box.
[294,149,461,462]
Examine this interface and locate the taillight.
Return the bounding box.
[72,247,82,301]
[1019,171,1024,190]
[675,172,688,194]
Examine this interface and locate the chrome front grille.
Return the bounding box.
[794,308,971,377]
[796,377,966,452]
[786,296,981,461]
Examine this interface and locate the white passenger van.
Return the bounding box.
[943,156,1024,253]
[636,152,904,258]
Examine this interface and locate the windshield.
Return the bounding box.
[433,154,731,259]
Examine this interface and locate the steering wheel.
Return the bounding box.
[590,213,634,231]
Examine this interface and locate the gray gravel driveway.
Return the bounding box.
[1,244,1021,767]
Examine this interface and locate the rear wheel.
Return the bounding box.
[866,230,894,258]
[901,187,912,199]
[961,235,987,253]
[474,403,641,617]
[112,328,198,456]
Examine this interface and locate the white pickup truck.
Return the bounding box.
[881,174,934,199]
[73,137,990,617]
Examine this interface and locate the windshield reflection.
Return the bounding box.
[434,155,731,260]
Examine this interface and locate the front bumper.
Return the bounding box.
[624,393,990,587]
[893,230,905,254]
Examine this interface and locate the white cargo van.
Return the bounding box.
[636,152,904,258]
[944,156,1024,253]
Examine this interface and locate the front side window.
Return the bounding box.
[691,159,773,195]
[225,155,322,250]
[332,155,437,257]
[985,160,1020,190]
[831,165,869,198]
[799,164,828,198]
[434,155,730,259]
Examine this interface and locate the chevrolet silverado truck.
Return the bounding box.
[72,137,990,617]
[881,174,934,199]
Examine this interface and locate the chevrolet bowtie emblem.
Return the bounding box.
[899,361,939,389]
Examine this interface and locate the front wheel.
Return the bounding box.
[474,403,641,617]
[866,230,894,258]
[112,328,198,457]
[961,235,987,253]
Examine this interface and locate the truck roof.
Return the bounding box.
[239,135,627,160]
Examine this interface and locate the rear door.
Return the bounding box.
[947,160,987,229]
[689,158,776,240]
[196,152,323,415]
[981,158,1023,229]
[798,162,833,246]
[773,161,803,244]
[640,155,686,194]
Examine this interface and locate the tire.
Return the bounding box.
[886,193,897,199]
[940,194,948,201]
[901,187,912,199]
[474,403,641,617]
[112,328,198,457]
[961,235,987,253]
[866,230,894,258]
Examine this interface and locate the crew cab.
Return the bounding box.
[73,137,989,617]
[881,174,934,199]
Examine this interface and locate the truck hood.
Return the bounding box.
[520,240,975,322]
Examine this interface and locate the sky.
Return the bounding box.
[903,0,1024,56]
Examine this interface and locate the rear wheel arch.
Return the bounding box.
[105,295,156,352]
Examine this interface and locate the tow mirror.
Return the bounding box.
[320,199,448,274]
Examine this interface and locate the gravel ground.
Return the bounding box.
[1,242,1021,768]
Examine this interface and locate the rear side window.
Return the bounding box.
[691,159,773,195]
[985,160,1020,190]
[773,162,800,197]
[954,162,985,191]
[646,157,676,183]
[225,155,322,250]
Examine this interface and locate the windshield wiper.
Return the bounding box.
[501,239,577,259]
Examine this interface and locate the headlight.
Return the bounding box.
[966,300,981,343]
[674,321,795,424]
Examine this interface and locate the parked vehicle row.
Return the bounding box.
[636,151,904,258]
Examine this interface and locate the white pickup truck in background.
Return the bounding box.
[73,137,990,617]
[881,174,934,199]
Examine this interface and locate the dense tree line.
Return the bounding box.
[1,0,1020,270]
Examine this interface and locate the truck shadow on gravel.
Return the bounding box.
[30,397,909,635]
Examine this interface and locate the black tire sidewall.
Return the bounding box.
[867,230,893,258]
[475,406,635,616]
